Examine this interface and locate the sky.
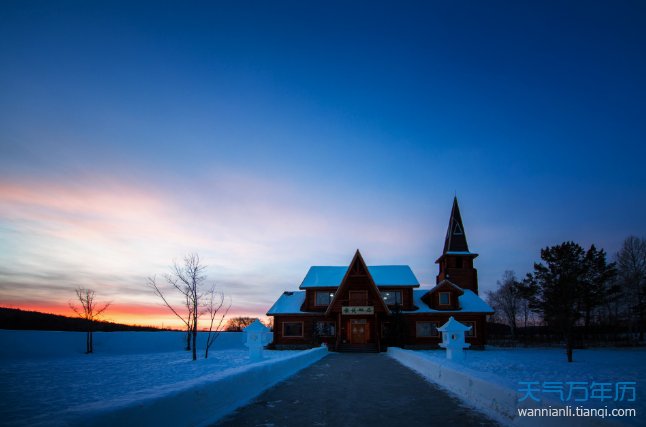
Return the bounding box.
[1,1,645,328]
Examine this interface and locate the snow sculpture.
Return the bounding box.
[242,319,273,360]
[438,316,471,361]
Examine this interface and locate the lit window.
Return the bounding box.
[440,293,450,305]
[417,322,439,337]
[316,292,335,305]
[283,322,303,337]
[381,291,402,305]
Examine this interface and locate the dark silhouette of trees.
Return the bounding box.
[485,270,522,341]
[306,317,320,348]
[204,285,230,359]
[614,236,646,341]
[69,287,111,354]
[385,302,411,348]
[522,242,617,362]
[148,253,207,361]
[225,316,256,332]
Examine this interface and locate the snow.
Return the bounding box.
[0,330,244,359]
[266,291,311,315]
[389,347,644,427]
[404,289,494,313]
[299,265,420,288]
[0,331,328,427]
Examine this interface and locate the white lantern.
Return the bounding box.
[242,319,273,360]
[438,316,471,361]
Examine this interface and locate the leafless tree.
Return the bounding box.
[225,316,256,332]
[204,285,231,359]
[486,270,522,341]
[148,253,206,361]
[69,287,112,354]
[614,236,646,341]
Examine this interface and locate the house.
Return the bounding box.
[266,197,494,351]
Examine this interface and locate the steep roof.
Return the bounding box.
[443,196,470,254]
[324,250,390,316]
[299,265,420,289]
[266,291,314,315]
[403,289,494,314]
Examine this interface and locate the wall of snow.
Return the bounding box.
[70,347,329,427]
[0,330,244,359]
[387,348,623,427]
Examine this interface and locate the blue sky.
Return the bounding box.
[1,1,645,326]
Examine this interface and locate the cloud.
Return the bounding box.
[0,170,435,325]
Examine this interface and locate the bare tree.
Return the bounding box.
[225,316,256,332]
[614,236,646,341]
[69,287,111,354]
[148,253,207,361]
[204,285,231,359]
[486,270,522,341]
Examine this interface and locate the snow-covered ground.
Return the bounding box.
[0,331,328,427]
[411,347,644,426]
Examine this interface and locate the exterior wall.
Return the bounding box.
[436,258,479,295]
[272,313,488,348]
[404,314,488,347]
[273,315,338,347]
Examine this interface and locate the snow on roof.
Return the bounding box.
[242,319,270,332]
[299,265,420,288]
[438,316,472,331]
[444,251,478,256]
[403,289,494,314]
[266,291,313,315]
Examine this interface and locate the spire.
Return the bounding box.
[443,197,469,254]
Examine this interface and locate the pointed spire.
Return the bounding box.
[443,197,470,254]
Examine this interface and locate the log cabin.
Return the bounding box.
[267,197,494,352]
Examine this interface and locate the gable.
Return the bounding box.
[325,250,390,316]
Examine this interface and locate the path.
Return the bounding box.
[213,353,501,427]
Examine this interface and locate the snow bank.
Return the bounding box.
[70,347,328,427]
[0,330,243,359]
[388,348,632,427]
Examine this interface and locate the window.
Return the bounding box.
[316,292,335,306]
[439,293,450,305]
[283,322,303,337]
[417,322,439,337]
[317,322,335,336]
[464,322,475,337]
[453,221,463,235]
[456,257,463,268]
[381,291,402,305]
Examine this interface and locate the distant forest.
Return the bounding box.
[0,307,167,332]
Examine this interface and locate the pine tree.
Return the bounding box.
[306,317,320,348]
[385,302,411,348]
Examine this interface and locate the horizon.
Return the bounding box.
[1,2,645,328]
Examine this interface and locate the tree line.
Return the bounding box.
[486,236,646,362]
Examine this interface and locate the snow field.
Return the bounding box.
[0,330,245,359]
[0,330,329,427]
[388,347,643,427]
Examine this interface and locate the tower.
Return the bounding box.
[435,197,479,294]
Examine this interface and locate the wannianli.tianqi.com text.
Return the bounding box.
[518,407,636,418]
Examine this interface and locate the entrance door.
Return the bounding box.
[351,320,367,344]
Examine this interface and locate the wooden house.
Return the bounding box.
[267,197,494,351]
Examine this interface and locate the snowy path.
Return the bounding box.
[212,353,502,427]
[0,349,300,426]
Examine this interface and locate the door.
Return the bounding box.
[351,320,367,344]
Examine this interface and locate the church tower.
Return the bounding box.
[435,197,479,294]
